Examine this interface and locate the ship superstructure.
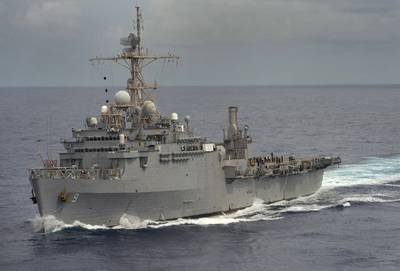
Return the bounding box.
[29,6,340,227]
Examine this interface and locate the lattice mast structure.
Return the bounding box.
[90,6,179,107]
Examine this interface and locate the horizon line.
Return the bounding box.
[1,83,400,89]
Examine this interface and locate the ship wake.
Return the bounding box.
[30,155,400,233]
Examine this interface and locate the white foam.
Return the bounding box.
[342,202,351,208]
[31,215,110,233]
[114,214,152,230]
[323,155,400,188]
[147,199,280,229]
[30,199,279,233]
[340,194,400,204]
[282,204,333,213]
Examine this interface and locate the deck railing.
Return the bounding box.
[30,167,121,180]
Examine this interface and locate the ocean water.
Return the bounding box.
[0,85,400,270]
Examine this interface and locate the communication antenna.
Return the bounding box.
[36,139,46,167]
[90,6,180,107]
[46,116,51,161]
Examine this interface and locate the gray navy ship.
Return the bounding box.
[29,6,341,227]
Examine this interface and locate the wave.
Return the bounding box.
[29,155,400,233]
[30,215,111,233]
[322,155,400,188]
[30,199,281,233]
[339,194,400,204]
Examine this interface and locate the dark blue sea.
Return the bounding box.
[1,85,400,271]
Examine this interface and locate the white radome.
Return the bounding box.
[142,100,157,116]
[114,90,131,105]
[87,117,98,127]
[171,112,178,121]
[101,105,108,114]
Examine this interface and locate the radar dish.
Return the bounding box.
[120,33,139,49]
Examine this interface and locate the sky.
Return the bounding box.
[0,0,400,87]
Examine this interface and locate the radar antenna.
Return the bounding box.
[90,6,179,107]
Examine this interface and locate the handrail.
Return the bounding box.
[30,167,121,180]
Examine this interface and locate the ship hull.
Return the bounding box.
[30,170,323,227]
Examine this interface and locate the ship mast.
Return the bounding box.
[90,6,179,107]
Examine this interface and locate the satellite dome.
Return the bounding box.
[86,117,98,127]
[142,100,157,116]
[171,112,178,121]
[114,90,131,105]
[101,105,108,114]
